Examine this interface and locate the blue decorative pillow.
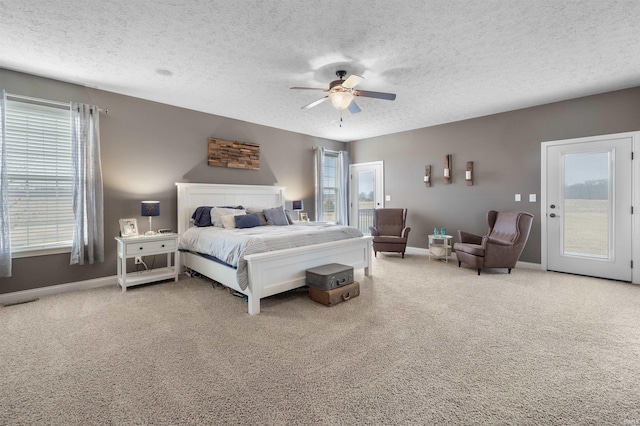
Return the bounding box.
[192,206,213,227]
[235,213,261,229]
[191,205,244,227]
[263,206,290,226]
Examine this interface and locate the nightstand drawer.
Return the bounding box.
[125,239,176,255]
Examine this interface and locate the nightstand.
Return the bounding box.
[115,233,179,292]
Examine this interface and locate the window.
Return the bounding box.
[4,97,74,255]
[322,151,339,222]
[314,147,348,224]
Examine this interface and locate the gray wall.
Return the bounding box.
[3,67,640,291]
[350,87,640,263]
[0,69,344,294]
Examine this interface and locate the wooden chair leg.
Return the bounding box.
[508,268,512,274]
[458,261,461,267]
[477,268,481,276]
[401,252,405,259]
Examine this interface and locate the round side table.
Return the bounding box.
[428,234,453,262]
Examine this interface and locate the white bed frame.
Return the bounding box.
[176,183,372,315]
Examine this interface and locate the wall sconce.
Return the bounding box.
[444,154,452,184]
[424,165,431,187]
[466,161,474,186]
[141,201,160,235]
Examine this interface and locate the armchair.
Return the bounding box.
[369,208,411,258]
[453,210,533,275]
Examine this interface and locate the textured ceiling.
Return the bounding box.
[1,1,640,142]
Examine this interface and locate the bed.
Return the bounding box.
[176,183,373,314]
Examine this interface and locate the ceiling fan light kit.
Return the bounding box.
[291,70,396,114]
[329,91,354,109]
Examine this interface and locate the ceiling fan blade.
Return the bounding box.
[301,97,328,109]
[347,100,361,114]
[342,75,364,89]
[290,87,327,91]
[354,90,396,101]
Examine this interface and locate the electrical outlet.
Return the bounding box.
[135,256,142,264]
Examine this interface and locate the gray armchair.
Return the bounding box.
[453,210,533,275]
[369,208,411,258]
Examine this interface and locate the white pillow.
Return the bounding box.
[211,207,246,227]
[245,206,267,214]
[220,211,246,229]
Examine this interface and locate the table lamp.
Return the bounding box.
[292,200,304,220]
[141,201,160,235]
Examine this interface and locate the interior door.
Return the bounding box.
[349,161,384,234]
[543,135,632,281]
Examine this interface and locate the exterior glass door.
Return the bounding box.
[349,162,383,234]
[544,136,632,281]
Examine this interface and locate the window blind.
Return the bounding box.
[322,152,339,222]
[4,98,74,251]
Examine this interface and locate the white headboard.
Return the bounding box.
[175,183,286,235]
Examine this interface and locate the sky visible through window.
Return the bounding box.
[564,152,608,186]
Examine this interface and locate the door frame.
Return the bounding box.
[540,131,640,284]
[349,161,384,231]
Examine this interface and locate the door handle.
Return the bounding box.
[549,213,559,218]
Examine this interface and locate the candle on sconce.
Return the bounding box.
[424,175,430,183]
[443,154,452,184]
[465,161,474,186]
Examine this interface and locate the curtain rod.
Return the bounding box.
[313,146,341,154]
[4,92,108,114]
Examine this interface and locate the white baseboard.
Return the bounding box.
[406,246,541,270]
[0,250,543,306]
[515,261,542,270]
[406,246,430,255]
[0,275,117,306]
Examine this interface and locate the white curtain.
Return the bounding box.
[70,103,104,265]
[314,146,325,222]
[337,150,349,225]
[0,94,10,277]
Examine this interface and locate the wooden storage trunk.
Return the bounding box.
[309,281,360,306]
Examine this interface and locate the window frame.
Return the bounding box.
[321,150,340,223]
[3,95,74,258]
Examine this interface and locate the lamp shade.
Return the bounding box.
[292,200,304,211]
[141,201,160,217]
[329,91,354,110]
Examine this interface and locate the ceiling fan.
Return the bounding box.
[290,70,396,114]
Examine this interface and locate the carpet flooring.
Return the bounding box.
[1,250,640,425]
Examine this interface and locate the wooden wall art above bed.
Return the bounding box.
[208,138,260,170]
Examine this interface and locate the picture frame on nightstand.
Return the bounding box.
[119,218,139,237]
[299,212,309,222]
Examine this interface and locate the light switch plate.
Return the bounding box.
[385,195,391,202]
[529,194,536,202]
[515,194,521,202]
